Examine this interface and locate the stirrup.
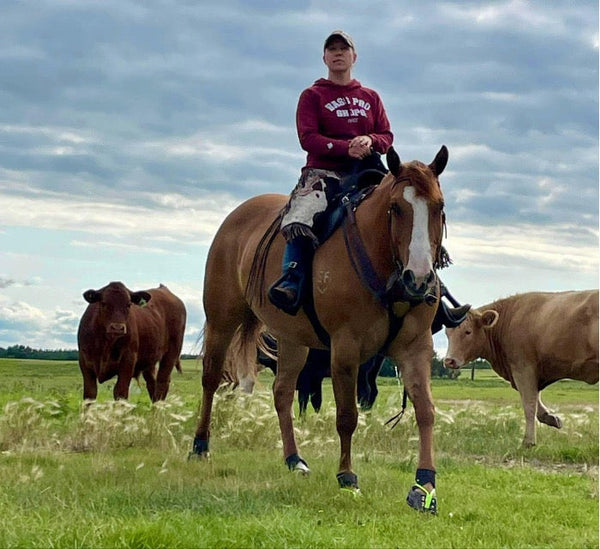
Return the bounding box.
[445,303,471,325]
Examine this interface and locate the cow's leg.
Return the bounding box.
[536,393,562,429]
[113,371,133,400]
[329,338,360,489]
[155,354,178,400]
[392,332,437,513]
[296,367,310,416]
[310,375,323,413]
[142,363,158,402]
[190,321,236,458]
[274,339,309,473]
[511,365,538,447]
[80,364,98,401]
[357,360,371,409]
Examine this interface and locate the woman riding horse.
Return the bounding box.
[268,30,469,331]
[192,143,458,514]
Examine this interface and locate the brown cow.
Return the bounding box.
[444,290,598,446]
[77,281,186,402]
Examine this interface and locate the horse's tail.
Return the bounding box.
[221,312,265,392]
[245,211,284,308]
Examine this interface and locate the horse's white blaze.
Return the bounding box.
[403,186,433,279]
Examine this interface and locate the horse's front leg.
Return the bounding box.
[393,331,437,514]
[274,340,310,473]
[330,343,360,490]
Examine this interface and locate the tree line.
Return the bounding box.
[0,345,198,361]
[0,345,488,379]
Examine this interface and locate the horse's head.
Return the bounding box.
[385,146,447,303]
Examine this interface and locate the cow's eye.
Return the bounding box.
[465,330,472,336]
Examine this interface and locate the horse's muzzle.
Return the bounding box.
[385,268,437,306]
[401,269,436,300]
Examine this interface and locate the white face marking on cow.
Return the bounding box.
[403,186,433,278]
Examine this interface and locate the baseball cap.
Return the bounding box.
[324,30,355,50]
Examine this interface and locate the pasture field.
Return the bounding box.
[0,358,597,548]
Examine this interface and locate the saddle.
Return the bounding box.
[296,162,388,347]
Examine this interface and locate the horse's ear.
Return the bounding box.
[429,145,448,176]
[387,146,402,176]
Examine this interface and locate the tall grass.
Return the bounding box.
[0,359,597,548]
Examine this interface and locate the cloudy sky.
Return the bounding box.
[0,0,597,356]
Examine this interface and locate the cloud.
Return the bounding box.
[0,0,596,350]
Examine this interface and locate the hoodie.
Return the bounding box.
[296,78,394,171]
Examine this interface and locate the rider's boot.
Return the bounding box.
[268,236,314,316]
[431,300,471,334]
[430,279,471,334]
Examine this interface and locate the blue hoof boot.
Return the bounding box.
[336,471,359,490]
[406,484,437,514]
[188,436,209,460]
[285,453,310,474]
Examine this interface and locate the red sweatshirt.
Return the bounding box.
[296,78,394,171]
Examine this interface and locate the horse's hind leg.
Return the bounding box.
[190,320,238,457]
[273,339,309,473]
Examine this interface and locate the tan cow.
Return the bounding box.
[444,290,598,446]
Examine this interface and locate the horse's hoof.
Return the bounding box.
[336,471,359,491]
[539,412,562,429]
[285,453,310,475]
[406,485,437,515]
[187,451,210,461]
[188,436,209,460]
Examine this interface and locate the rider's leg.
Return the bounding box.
[268,234,315,315]
[268,168,338,315]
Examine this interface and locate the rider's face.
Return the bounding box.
[323,40,356,73]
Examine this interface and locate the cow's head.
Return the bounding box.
[83,281,151,339]
[443,309,498,369]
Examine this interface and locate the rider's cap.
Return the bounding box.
[324,30,355,51]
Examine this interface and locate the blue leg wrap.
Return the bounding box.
[416,468,436,488]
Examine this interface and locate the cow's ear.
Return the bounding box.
[481,310,499,329]
[429,145,448,177]
[83,290,101,304]
[131,291,152,307]
[387,146,402,176]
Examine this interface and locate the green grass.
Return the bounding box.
[0,359,597,548]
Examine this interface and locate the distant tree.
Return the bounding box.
[0,346,78,361]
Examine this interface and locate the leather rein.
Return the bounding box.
[342,177,445,311]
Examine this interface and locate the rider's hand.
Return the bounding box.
[348,135,373,159]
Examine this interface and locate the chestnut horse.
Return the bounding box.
[191,146,448,513]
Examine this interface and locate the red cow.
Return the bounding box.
[77,281,186,402]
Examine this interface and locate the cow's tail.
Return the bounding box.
[175,358,182,374]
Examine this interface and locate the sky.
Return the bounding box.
[0,0,597,358]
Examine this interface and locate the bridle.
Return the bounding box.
[384,175,446,307]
